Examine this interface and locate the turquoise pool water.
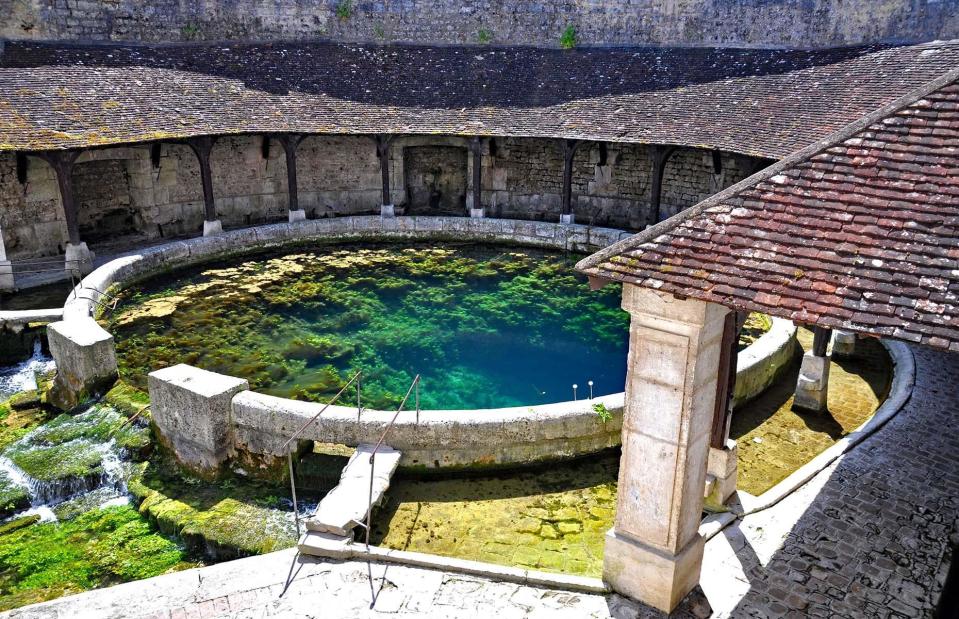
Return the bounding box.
[110,243,629,410]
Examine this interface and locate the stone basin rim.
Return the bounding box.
[57,216,791,421]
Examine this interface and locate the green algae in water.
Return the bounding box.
[110,244,630,410]
[0,504,197,611]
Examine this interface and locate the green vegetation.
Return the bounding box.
[0,505,196,611]
[110,244,630,410]
[335,0,353,20]
[0,473,29,519]
[477,28,493,44]
[592,403,612,423]
[180,22,200,39]
[373,23,386,39]
[128,459,298,559]
[559,25,577,50]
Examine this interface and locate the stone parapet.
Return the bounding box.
[46,318,118,410]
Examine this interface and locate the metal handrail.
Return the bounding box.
[286,371,363,536]
[361,374,420,550]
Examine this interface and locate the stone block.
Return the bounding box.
[604,530,704,613]
[831,330,857,358]
[203,219,224,236]
[0,260,13,291]
[65,242,95,275]
[148,364,249,478]
[380,204,395,218]
[793,352,830,413]
[288,209,306,222]
[470,207,485,218]
[560,213,575,224]
[47,318,118,410]
[704,440,738,507]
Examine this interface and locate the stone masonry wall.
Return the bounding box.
[1,0,956,48]
[0,135,758,260]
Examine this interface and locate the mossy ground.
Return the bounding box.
[128,458,299,560]
[731,328,893,495]
[371,454,618,577]
[0,505,197,611]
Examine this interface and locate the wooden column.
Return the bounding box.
[39,151,82,245]
[649,145,678,227]
[186,137,217,223]
[709,311,742,450]
[276,134,305,220]
[376,135,394,215]
[469,136,484,217]
[561,139,582,224]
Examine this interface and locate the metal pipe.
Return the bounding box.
[288,451,300,537]
[366,451,375,550]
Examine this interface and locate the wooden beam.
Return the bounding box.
[186,137,217,222]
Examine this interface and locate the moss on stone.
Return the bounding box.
[0,472,30,519]
[0,504,197,611]
[102,381,151,419]
[128,460,298,561]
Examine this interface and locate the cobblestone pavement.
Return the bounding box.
[700,344,959,618]
[4,344,956,618]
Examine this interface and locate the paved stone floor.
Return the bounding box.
[3,345,956,618]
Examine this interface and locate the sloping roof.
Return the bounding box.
[578,67,959,351]
[1,40,959,155]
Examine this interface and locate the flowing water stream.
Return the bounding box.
[0,341,55,402]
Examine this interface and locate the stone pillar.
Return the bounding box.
[649,145,678,227]
[277,134,307,223]
[47,318,118,410]
[187,137,222,235]
[831,330,857,358]
[561,139,581,224]
[376,135,394,217]
[469,136,485,218]
[604,284,728,613]
[0,222,14,291]
[148,364,249,479]
[793,326,832,413]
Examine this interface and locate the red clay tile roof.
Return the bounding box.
[577,67,959,352]
[1,40,959,155]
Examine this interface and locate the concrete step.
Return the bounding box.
[298,530,352,559]
[305,444,402,537]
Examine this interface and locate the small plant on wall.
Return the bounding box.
[477,28,493,44]
[335,0,353,20]
[180,22,200,40]
[559,24,577,50]
[593,403,612,423]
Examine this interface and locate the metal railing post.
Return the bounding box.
[366,451,375,550]
[289,451,300,537]
[415,377,420,424]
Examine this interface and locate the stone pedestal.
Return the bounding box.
[47,318,118,410]
[202,219,224,237]
[65,242,95,275]
[148,364,249,479]
[288,209,307,223]
[470,208,485,218]
[380,204,395,218]
[831,330,857,358]
[704,439,738,509]
[0,228,14,291]
[603,284,728,613]
[0,261,13,291]
[793,351,830,413]
[560,213,575,224]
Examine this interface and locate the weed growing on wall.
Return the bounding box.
[560,25,577,49]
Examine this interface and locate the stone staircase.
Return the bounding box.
[298,444,402,558]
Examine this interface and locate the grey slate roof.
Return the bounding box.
[1,40,959,155]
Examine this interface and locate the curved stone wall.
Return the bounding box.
[732,317,798,409]
[52,216,803,471]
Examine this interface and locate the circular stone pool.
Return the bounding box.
[110,243,629,410]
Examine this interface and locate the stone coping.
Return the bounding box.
[0,308,64,332]
[60,216,633,321]
[52,216,795,467]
